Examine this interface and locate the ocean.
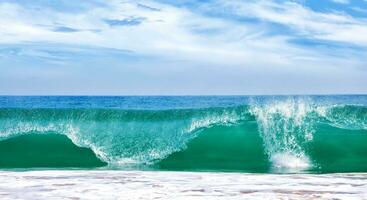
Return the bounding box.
[0,95,366,199]
[0,95,367,173]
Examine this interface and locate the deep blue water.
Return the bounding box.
[1,95,366,109]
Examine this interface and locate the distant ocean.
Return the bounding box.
[1,95,366,173]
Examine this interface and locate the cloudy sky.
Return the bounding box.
[0,0,366,95]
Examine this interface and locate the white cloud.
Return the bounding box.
[1,0,363,65]
[0,0,366,94]
[212,0,367,46]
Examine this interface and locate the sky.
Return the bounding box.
[0,0,367,95]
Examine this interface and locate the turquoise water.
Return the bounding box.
[0,96,366,173]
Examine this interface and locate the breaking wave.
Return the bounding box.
[0,97,366,172]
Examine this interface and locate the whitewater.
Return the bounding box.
[0,170,366,200]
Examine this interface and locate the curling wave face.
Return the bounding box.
[0,96,366,173]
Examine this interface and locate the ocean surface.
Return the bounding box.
[0,95,366,173]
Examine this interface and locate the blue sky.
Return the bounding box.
[0,0,366,95]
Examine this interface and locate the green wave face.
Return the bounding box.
[0,97,366,173]
[0,133,106,168]
[156,122,270,172]
[157,123,367,173]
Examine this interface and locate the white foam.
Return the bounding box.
[270,152,311,171]
[0,170,366,200]
[249,97,315,170]
[185,110,243,133]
